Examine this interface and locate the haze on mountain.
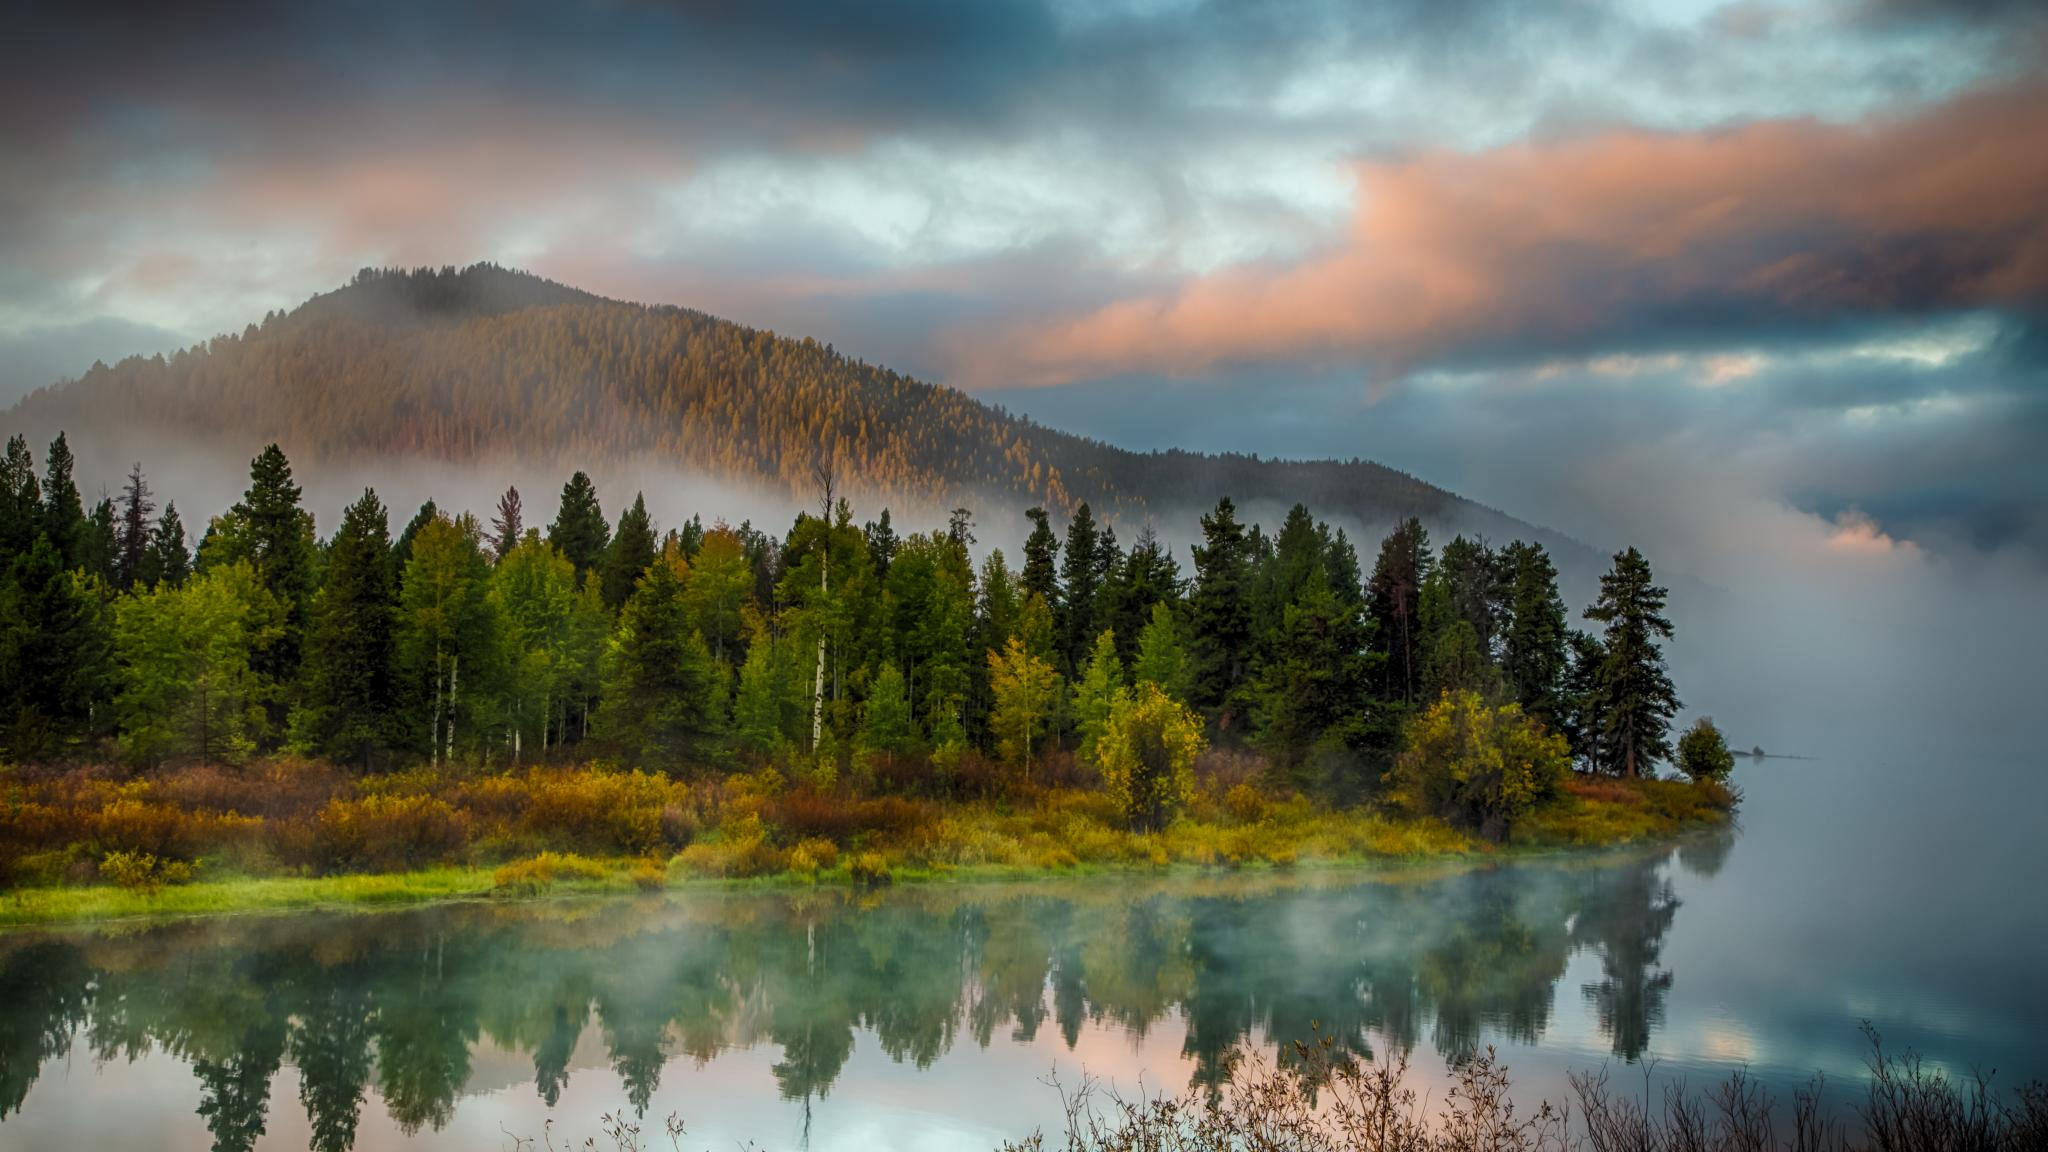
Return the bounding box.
[1,263,1586,566]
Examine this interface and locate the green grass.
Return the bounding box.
[0,777,1733,927]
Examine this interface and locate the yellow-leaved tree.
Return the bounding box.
[1388,689,1569,841]
[1098,683,1207,831]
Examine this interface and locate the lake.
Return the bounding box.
[2,752,2044,1151]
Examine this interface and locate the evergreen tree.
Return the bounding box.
[1071,629,1124,770]
[228,445,316,701]
[548,471,609,583]
[1020,507,1060,615]
[80,497,118,585]
[1131,602,1192,702]
[1584,547,1680,778]
[41,433,85,570]
[0,434,40,557]
[390,499,439,585]
[115,462,155,590]
[294,490,400,770]
[1057,504,1105,673]
[1100,525,1181,666]
[672,513,705,559]
[1439,536,1506,658]
[1561,628,1606,769]
[683,525,753,664]
[1422,618,1502,702]
[151,503,192,588]
[489,486,523,561]
[598,552,723,769]
[1186,497,1253,723]
[601,492,657,612]
[1500,541,1568,729]
[1,538,111,758]
[1367,517,1433,704]
[1252,565,1375,794]
[858,661,915,757]
[864,509,899,577]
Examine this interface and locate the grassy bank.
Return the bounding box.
[0,763,1732,926]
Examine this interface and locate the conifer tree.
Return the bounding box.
[1058,503,1104,673]
[116,462,155,590]
[598,551,723,769]
[683,526,753,664]
[1500,541,1568,729]
[0,434,40,557]
[601,492,657,612]
[390,499,439,584]
[1131,602,1192,702]
[1585,547,1680,778]
[864,509,899,577]
[81,497,118,584]
[549,472,610,583]
[1,538,110,758]
[294,490,400,770]
[489,486,523,561]
[1367,517,1433,704]
[41,433,85,571]
[1020,507,1060,615]
[151,503,192,588]
[229,445,316,699]
[1187,496,1252,721]
[1100,525,1181,666]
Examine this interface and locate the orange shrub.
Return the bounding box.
[520,769,677,855]
[279,794,470,874]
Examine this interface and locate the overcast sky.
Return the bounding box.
[3,0,2044,574]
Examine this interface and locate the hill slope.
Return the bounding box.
[3,264,1579,555]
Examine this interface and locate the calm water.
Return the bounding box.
[2,755,2044,1151]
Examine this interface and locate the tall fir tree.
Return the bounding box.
[81,496,118,585]
[294,490,401,770]
[601,492,657,612]
[598,551,723,769]
[548,471,609,584]
[390,499,439,585]
[1367,517,1433,705]
[1020,506,1061,618]
[151,503,192,588]
[229,444,316,702]
[41,433,85,571]
[1584,547,1680,778]
[1099,525,1181,666]
[1186,496,1253,724]
[1,538,112,758]
[1058,503,1104,672]
[116,462,155,590]
[0,434,41,557]
[1500,541,1568,729]
[489,486,523,561]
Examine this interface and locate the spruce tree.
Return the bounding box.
[1186,496,1252,722]
[1020,506,1061,617]
[151,503,192,588]
[1584,547,1680,778]
[0,434,40,557]
[294,490,400,770]
[116,462,155,590]
[1132,602,1192,702]
[231,444,316,696]
[489,486,523,560]
[1500,541,1568,729]
[41,433,85,570]
[858,661,915,757]
[1058,503,1103,672]
[548,471,609,583]
[1,538,111,758]
[1100,525,1181,666]
[864,508,899,577]
[1367,517,1433,704]
[81,497,118,585]
[601,492,657,612]
[391,499,439,584]
[598,553,723,768]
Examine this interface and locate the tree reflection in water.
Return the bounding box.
[0,840,1724,1150]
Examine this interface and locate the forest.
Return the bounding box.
[0,431,1735,908]
[2,264,1555,549]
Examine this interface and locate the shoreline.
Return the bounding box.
[0,810,1731,930]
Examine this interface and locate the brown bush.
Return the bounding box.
[520,769,676,855]
[277,794,470,874]
[766,788,935,846]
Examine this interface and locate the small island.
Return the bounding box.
[0,438,1735,926]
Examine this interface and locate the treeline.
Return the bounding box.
[0,431,1704,833]
[7,263,1522,538]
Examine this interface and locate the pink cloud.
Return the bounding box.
[958,80,2048,388]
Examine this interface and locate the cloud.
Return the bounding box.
[961,79,2048,388]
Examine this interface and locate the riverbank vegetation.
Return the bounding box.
[2,435,1731,918]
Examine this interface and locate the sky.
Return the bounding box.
[2,0,2045,577]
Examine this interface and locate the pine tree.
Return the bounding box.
[489,486,523,561]
[81,497,118,585]
[864,509,899,577]
[1561,628,1606,769]
[1584,547,1680,778]
[1131,602,1192,702]
[1187,497,1253,722]
[1439,536,1505,658]
[1058,504,1104,674]
[1,538,111,758]
[41,433,85,571]
[1500,541,1568,729]
[1367,517,1433,704]
[601,493,657,612]
[1020,507,1060,616]
[1100,525,1181,666]
[390,499,439,584]
[598,552,723,769]
[230,445,316,700]
[151,503,192,588]
[0,434,41,558]
[1252,564,1375,793]
[116,462,156,590]
[1071,629,1124,769]
[548,472,609,583]
[294,490,400,770]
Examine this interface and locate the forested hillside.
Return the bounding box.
[2,265,1560,549]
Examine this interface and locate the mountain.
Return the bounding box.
[2,263,1585,560]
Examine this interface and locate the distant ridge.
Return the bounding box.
[2,263,1588,560]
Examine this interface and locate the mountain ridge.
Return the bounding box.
[3,263,1591,563]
